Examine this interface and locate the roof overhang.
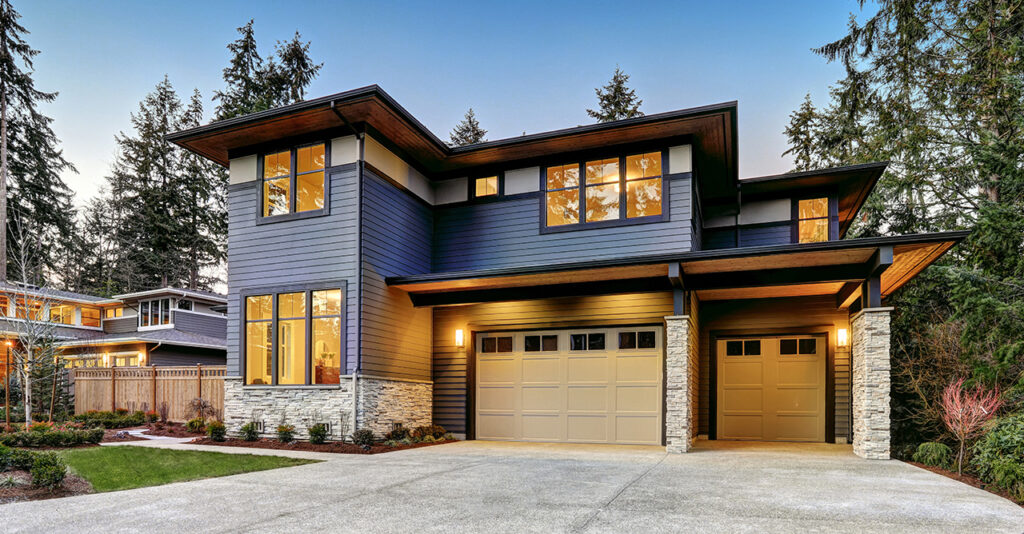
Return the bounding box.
[112,288,227,304]
[57,337,226,351]
[388,232,966,307]
[166,85,739,200]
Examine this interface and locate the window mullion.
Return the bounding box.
[619,155,626,219]
[270,293,279,386]
[305,290,312,385]
[290,150,297,214]
[578,162,586,224]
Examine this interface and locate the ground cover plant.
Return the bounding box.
[58,446,317,492]
[72,410,146,429]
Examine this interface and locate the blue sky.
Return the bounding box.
[19,0,874,206]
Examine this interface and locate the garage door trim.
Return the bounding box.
[709,327,835,443]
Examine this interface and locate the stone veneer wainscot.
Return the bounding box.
[851,307,892,460]
[665,314,698,453]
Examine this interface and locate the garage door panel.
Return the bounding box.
[477,386,516,411]
[567,386,607,412]
[476,327,662,445]
[616,354,660,381]
[615,415,660,444]
[775,414,820,441]
[567,356,607,382]
[567,415,608,442]
[777,360,819,385]
[721,414,763,439]
[775,387,819,412]
[721,361,762,385]
[722,387,763,411]
[521,414,562,440]
[522,357,560,383]
[522,386,562,411]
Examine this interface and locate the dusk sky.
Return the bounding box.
[19,0,876,207]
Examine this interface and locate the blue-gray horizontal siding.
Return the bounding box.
[149,346,226,367]
[360,170,433,381]
[226,164,359,377]
[739,222,791,247]
[433,176,693,271]
[173,310,227,340]
[102,316,137,334]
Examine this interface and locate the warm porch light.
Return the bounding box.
[837,328,849,349]
[454,329,465,349]
[138,351,147,365]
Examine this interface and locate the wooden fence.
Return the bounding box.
[73,365,225,422]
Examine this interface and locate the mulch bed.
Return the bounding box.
[191,437,457,455]
[142,423,204,438]
[908,461,1022,506]
[0,470,92,504]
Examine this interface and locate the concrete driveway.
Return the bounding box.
[2,440,1021,533]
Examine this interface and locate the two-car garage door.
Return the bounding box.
[475,327,662,445]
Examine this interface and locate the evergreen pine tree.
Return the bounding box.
[782,94,821,172]
[0,0,77,284]
[587,67,643,123]
[213,21,322,120]
[449,108,487,146]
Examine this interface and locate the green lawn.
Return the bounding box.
[59,446,319,492]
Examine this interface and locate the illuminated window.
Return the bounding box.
[244,287,344,386]
[545,152,663,228]
[797,198,829,243]
[0,295,8,316]
[262,143,326,217]
[15,298,42,320]
[49,304,75,325]
[81,307,100,327]
[104,307,124,319]
[139,298,172,327]
[585,158,620,222]
[474,176,499,198]
[545,163,580,226]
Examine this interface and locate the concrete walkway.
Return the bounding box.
[2,440,1021,533]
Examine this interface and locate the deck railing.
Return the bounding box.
[73,365,225,422]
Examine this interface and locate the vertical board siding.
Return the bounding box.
[226,165,360,377]
[432,177,693,271]
[360,170,434,381]
[697,295,852,440]
[173,311,227,340]
[432,292,674,434]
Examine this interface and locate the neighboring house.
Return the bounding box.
[168,85,964,458]
[0,283,226,381]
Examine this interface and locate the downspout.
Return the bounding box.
[332,101,364,436]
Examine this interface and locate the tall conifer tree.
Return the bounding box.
[449,108,487,146]
[587,67,644,123]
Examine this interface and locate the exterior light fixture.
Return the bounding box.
[455,329,465,349]
[837,328,849,349]
[138,351,147,366]
[3,340,11,347]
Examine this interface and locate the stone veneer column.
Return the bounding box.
[665,315,697,453]
[851,307,893,459]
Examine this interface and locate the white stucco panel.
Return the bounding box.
[435,177,469,205]
[364,136,435,204]
[228,155,257,185]
[331,135,359,166]
[739,198,791,225]
[504,167,540,195]
[669,145,692,174]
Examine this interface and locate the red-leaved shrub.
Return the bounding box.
[941,377,1002,474]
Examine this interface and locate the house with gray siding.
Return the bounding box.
[168,85,964,458]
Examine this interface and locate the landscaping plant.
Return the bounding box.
[29,452,67,490]
[276,424,295,443]
[206,421,227,442]
[351,428,375,447]
[911,442,953,470]
[384,426,409,441]
[144,410,159,424]
[240,422,260,441]
[972,412,1024,501]
[186,417,207,433]
[410,424,447,441]
[307,423,328,445]
[940,378,1003,474]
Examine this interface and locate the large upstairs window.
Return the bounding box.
[261,143,327,218]
[139,298,172,328]
[797,197,829,243]
[545,151,664,229]
[245,288,343,386]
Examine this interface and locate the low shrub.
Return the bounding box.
[351,428,375,447]
[10,448,35,471]
[72,410,145,429]
[912,442,953,470]
[0,428,101,448]
[276,424,295,443]
[206,421,227,442]
[30,452,67,490]
[0,444,11,470]
[86,428,104,444]
[28,422,54,433]
[144,410,160,423]
[972,412,1024,501]
[114,408,129,416]
[410,424,447,441]
[384,427,409,441]
[240,422,260,441]
[308,423,328,445]
[185,417,206,433]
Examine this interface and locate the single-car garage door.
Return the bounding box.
[476,327,662,445]
[717,335,826,442]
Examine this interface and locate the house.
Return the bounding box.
[0,283,226,380]
[168,85,964,458]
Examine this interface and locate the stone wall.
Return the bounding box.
[851,308,892,460]
[223,375,433,440]
[665,314,697,453]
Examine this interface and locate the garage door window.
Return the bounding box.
[524,335,558,352]
[481,336,513,353]
[725,339,760,356]
[570,333,604,351]
[780,338,817,355]
[618,330,657,349]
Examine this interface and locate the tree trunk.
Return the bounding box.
[22,366,31,425]
[48,360,58,422]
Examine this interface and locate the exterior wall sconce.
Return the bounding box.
[454,329,465,349]
[837,328,849,349]
[138,351,147,366]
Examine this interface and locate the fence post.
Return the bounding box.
[151,366,157,413]
[110,365,117,412]
[197,364,202,401]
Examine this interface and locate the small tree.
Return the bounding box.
[449,108,487,147]
[941,377,1002,474]
[586,67,643,123]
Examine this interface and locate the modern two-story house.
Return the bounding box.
[169,85,964,458]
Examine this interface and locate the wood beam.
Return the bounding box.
[683,263,866,290]
[836,281,861,309]
[408,277,670,307]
